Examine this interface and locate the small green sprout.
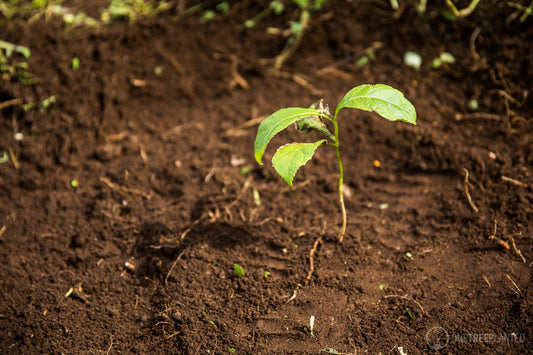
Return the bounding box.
[239,166,253,175]
[216,2,230,14]
[0,151,9,164]
[406,309,415,320]
[270,0,284,14]
[233,263,245,277]
[227,346,236,354]
[254,84,417,242]
[72,57,80,70]
[467,99,478,111]
[22,102,34,111]
[71,179,79,188]
[201,10,217,22]
[263,271,271,279]
[40,95,56,113]
[430,52,455,70]
[154,66,163,76]
[355,55,370,67]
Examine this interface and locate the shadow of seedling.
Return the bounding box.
[129,220,256,281]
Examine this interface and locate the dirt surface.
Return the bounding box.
[1,1,532,353]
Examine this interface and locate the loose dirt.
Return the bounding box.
[1,1,532,353]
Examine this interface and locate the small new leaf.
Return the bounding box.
[335,84,416,125]
[254,107,324,165]
[295,116,334,140]
[272,140,326,185]
[234,263,245,277]
[295,99,335,140]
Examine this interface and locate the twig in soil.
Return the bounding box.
[105,336,114,355]
[105,130,128,142]
[277,180,312,197]
[65,282,90,303]
[8,149,20,169]
[57,270,76,283]
[505,274,523,296]
[180,217,203,240]
[0,98,22,110]
[462,168,479,213]
[482,275,491,288]
[226,115,267,136]
[154,41,194,98]
[99,177,152,199]
[383,295,427,318]
[306,237,323,283]
[506,0,533,23]
[229,55,249,90]
[455,112,501,121]
[267,70,322,96]
[226,115,267,137]
[165,247,189,285]
[492,89,522,107]
[510,235,527,263]
[166,331,180,340]
[0,225,6,240]
[469,27,481,61]
[286,284,303,304]
[139,144,148,164]
[501,176,528,188]
[204,164,216,183]
[315,66,353,81]
[488,219,510,250]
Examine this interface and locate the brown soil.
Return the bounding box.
[1,1,532,354]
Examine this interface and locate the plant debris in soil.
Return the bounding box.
[0,1,532,353]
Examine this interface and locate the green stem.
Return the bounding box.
[445,0,480,17]
[333,117,347,243]
[520,1,533,22]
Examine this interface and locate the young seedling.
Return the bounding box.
[254,84,417,242]
[233,263,245,277]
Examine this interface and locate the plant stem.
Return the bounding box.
[521,1,533,22]
[445,0,480,17]
[333,118,347,243]
[336,145,347,242]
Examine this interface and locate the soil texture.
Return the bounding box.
[1,1,532,353]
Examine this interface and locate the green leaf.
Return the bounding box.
[234,263,245,277]
[295,115,334,139]
[272,140,325,185]
[254,107,323,164]
[335,84,417,125]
